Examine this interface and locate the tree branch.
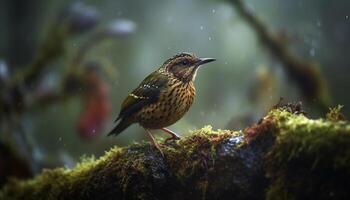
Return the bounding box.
[1,107,349,199]
[229,0,331,112]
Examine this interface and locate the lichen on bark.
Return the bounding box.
[1,107,350,200]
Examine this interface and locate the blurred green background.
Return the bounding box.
[0,0,349,176]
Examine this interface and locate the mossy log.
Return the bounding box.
[1,108,350,200]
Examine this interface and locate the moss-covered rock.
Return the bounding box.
[1,108,350,200]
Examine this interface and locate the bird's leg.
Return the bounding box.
[144,128,164,156]
[161,127,181,142]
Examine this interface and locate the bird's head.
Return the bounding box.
[160,53,216,82]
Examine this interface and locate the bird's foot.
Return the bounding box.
[144,128,165,157]
[161,128,182,143]
[164,134,181,143]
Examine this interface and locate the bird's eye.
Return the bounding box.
[182,60,189,65]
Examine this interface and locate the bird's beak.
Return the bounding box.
[196,58,216,66]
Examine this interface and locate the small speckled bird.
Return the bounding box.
[108,52,215,153]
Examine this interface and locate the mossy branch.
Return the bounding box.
[1,108,350,200]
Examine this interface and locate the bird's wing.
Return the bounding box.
[115,72,168,121]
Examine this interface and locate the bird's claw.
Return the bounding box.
[164,135,181,143]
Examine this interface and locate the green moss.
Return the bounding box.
[2,108,349,199]
[165,126,238,178]
[326,105,346,122]
[266,108,350,200]
[1,146,124,200]
[2,126,254,200]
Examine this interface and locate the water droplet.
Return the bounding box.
[316,20,322,27]
[208,36,212,41]
[212,9,216,14]
[200,25,204,30]
[224,61,228,65]
[346,15,349,20]
[0,60,9,79]
[92,129,96,133]
[58,137,62,141]
[309,48,316,57]
[166,16,173,23]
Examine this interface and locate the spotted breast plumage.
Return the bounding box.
[138,77,195,129]
[108,52,215,154]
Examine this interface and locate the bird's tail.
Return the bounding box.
[108,119,132,136]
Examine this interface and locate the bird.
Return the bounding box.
[108,52,216,154]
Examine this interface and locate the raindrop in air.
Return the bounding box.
[316,20,322,27]
[309,48,316,57]
[0,60,9,80]
[166,16,173,23]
